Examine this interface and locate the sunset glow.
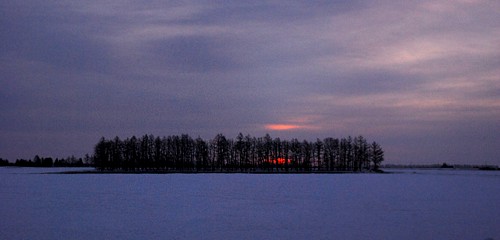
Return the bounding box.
[266,158,287,165]
[265,124,302,131]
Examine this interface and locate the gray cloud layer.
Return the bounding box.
[1,0,499,164]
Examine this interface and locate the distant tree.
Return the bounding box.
[370,141,384,171]
[41,157,53,167]
[54,158,62,167]
[290,138,302,171]
[353,135,368,171]
[282,139,290,172]
[272,137,282,171]
[15,159,32,166]
[302,140,313,171]
[33,155,42,166]
[84,154,92,166]
[339,138,348,171]
[180,134,194,171]
[212,134,229,171]
[323,138,339,171]
[94,137,111,170]
[194,137,209,171]
[153,136,164,170]
[345,136,353,171]
[247,135,257,171]
[235,133,245,171]
[242,134,253,171]
[0,158,11,166]
[314,139,323,171]
[263,134,273,171]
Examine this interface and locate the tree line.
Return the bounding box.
[93,133,384,172]
[0,155,93,167]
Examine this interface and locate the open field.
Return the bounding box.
[1,167,499,240]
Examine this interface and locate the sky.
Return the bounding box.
[1,0,499,165]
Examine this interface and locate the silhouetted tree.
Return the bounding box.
[212,134,229,171]
[0,158,10,166]
[282,140,290,172]
[314,139,323,171]
[195,137,209,171]
[41,157,53,167]
[370,141,384,171]
[353,136,368,171]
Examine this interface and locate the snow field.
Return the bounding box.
[1,168,499,240]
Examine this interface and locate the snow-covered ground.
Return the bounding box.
[1,167,499,240]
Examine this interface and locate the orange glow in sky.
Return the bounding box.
[265,124,301,131]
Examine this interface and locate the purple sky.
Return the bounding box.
[1,1,499,165]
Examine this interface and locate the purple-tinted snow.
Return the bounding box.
[1,167,499,240]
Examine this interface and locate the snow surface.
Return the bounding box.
[1,167,499,240]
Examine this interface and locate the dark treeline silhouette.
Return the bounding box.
[382,163,500,170]
[0,158,10,166]
[1,155,93,167]
[93,133,384,173]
